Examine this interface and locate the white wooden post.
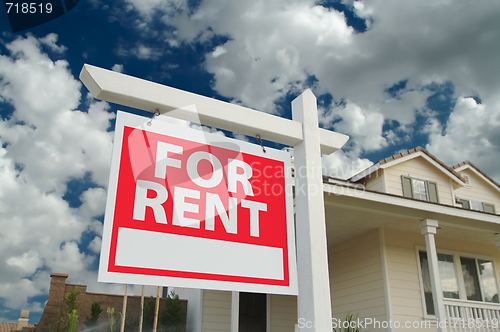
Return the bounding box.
[292,90,333,331]
[231,291,239,332]
[419,219,447,332]
[139,285,144,332]
[120,284,128,332]
[153,286,161,332]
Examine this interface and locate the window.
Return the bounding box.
[456,197,496,214]
[419,250,500,316]
[401,176,439,203]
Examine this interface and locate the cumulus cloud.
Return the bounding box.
[111,64,124,72]
[321,101,387,155]
[322,150,373,180]
[39,33,67,53]
[0,35,120,311]
[426,96,500,181]
[88,237,102,254]
[120,0,500,177]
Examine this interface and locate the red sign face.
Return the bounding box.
[98,112,297,295]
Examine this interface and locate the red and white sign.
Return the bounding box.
[99,111,298,295]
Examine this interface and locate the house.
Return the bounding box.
[0,311,35,332]
[172,146,500,332]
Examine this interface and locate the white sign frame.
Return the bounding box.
[99,111,298,295]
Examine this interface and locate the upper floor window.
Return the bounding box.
[401,176,439,203]
[456,197,496,214]
[419,250,500,316]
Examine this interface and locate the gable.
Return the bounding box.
[383,156,454,206]
[454,168,500,212]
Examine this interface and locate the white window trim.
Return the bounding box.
[415,246,500,319]
[455,195,494,212]
[406,175,431,202]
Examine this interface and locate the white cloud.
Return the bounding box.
[324,102,387,155]
[232,133,250,143]
[136,44,152,59]
[119,0,500,174]
[0,35,117,310]
[426,96,500,181]
[111,64,124,72]
[88,237,102,254]
[124,0,186,18]
[39,33,67,53]
[322,150,373,180]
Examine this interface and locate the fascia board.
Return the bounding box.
[350,164,380,182]
[323,182,500,225]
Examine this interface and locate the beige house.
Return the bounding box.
[174,146,500,332]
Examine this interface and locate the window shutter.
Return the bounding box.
[483,203,496,214]
[427,181,439,203]
[402,176,413,198]
[460,199,470,210]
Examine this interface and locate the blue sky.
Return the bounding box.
[1,0,500,324]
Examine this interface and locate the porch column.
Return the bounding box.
[419,219,447,332]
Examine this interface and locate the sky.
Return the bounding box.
[0,0,499,324]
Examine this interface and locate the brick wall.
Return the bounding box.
[35,274,187,332]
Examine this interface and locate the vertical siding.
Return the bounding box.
[384,157,454,206]
[269,294,297,332]
[329,230,387,330]
[454,169,500,213]
[201,290,231,332]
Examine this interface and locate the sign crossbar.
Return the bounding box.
[80,64,348,155]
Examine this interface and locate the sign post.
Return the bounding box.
[292,91,334,330]
[80,65,349,331]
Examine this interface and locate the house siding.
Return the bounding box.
[384,157,454,206]
[384,228,427,331]
[329,230,387,330]
[201,292,297,332]
[385,228,500,331]
[201,290,231,332]
[364,170,385,193]
[269,294,297,332]
[454,169,500,214]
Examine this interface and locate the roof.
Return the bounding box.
[453,160,500,191]
[0,323,35,332]
[350,146,466,184]
[0,323,16,332]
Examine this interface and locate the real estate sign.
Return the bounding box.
[98,111,298,295]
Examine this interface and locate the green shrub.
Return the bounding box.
[142,297,156,330]
[61,287,80,332]
[159,291,185,332]
[84,301,103,328]
[66,310,78,332]
[333,313,366,332]
[107,307,121,332]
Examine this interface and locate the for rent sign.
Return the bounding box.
[99,111,298,295]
